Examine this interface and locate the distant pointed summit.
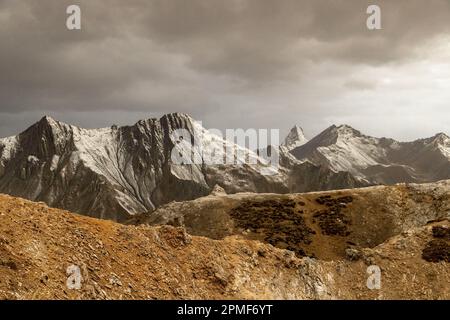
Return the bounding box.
[282,125,308,150]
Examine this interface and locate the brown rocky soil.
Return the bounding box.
[422,225,450,263]
[0,186,449,299]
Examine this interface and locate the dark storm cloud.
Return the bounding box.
[0,0,449,139]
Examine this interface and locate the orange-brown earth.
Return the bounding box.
[0,181,449,300]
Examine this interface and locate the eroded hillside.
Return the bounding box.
[135,181,450,261]
[0,189,449,300]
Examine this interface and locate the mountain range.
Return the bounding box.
[0,113,448,221]
[291,124,450,184]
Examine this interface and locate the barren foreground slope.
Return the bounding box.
[0,188,449,299]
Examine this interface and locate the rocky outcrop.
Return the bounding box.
[136,180,450,261]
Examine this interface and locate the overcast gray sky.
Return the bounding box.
[0,0,449,141]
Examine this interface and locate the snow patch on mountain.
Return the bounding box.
[435,133,450,158]
[73,127,119,177]
[188,120,277,175]
[316,125,386,174]
[50,155,60,172]
[27,155,39,164]
[0,135,18,162]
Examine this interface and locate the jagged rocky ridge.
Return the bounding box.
[0,114,360,221]
[291,125,450,185]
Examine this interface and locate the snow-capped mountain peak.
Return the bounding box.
[0,113,358,221]
[40,115,57,123]
[431,132,450,159]
[0,113,447,221]
[282,125,308,150]
[334,124,362,136]
[290,124,450,184]
[432,132,449,143]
